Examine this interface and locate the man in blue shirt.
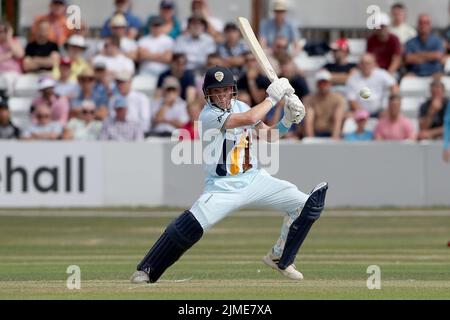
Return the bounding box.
[405,14,445,77]
[343,109,374,141]
[101,0,142,39]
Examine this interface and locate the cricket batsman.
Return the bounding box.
[131,66,328,283]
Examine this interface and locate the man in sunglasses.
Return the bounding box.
[63,100,102,140]
[22,104,63,140]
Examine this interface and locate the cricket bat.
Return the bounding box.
[237,16,279,83]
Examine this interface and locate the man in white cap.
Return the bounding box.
[53,35,90,81]
[367,12,402,76]
[32,77,70,125]
[102,13,138,62]
[259,0,301,55]
[93,35,135,77]
[304,70,345,140]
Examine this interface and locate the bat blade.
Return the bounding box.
[237,16,279,83]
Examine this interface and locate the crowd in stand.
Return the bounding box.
[0,0,450,160]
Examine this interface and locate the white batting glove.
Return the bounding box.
[266,78,295,106]
[282,94,306,126]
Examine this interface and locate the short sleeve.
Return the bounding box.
[199,107,230,132]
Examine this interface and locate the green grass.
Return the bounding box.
[0,211,449,299]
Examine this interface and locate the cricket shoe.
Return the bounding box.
[262,250,304,280]
[130,270,149,284]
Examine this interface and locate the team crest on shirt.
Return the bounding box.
[215,71,224,82]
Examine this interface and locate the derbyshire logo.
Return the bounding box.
[0,156,86,193]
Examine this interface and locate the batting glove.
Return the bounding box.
[266,78,295,107]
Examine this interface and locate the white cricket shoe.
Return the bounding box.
[130,270,149,284]
[262,251,304,280]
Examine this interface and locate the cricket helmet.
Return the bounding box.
[202,66,236,95]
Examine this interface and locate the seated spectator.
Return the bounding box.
[71,67,109,120]
[259,0,301,55]
[150,76,189,137]
[32,77,69,125]
[278,53,309,99]
[0,96,21,139]
[110,72,152,134]
[92,35,135,77]
[144,0,181,39]
[418,80,448,140]
[23,20,60,73]
[323,38,356,87]
[93,60,118,103]
[22,104,63,140]
[138,16,174,77]
[63,100,103,140]
[443,101,450,162]
[346,53,397,117]
[156,53,197,105]
[343,109,373,141]
[374,94,416,140]
[179,104,201,140]
[268,36,288,73]
[31,0,72,46]
[101,0,142,40]
[100,13,138,62]
[54,57,78,99]
[304,70,345,139]
[367,12,402,75]
[189,0,224,42]
[174,14,215,73]
[100,96,144,141]
[389,2,417,45]
[405,14,445,77]
[0,20,24,96]
[53,35,90,81]
[237,51,271,106]
[217,23,248,77]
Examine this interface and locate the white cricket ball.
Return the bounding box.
[360,87,371,99]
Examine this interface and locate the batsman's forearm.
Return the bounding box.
[247,99,273,123]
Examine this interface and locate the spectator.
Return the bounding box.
[53,35,90,81]
[100,14,138,62]
[110,72,152,134]
[101,0,142,39]
[93,60,118,103]
[23,20,60,73]
[237,51,271,106]
[144,0,181,39]
[0,20,24,96]
[71,67,109,120]
[367,12,402,75]
[22,104,63,140]
[389,2,417,45]
[418,80,448,140]
[405,14,445,77]
[346,53,397,117]
[179,104,201,140]
[138,16,174,77]
[259,0,301,55]
[0,96,21,139]
[32,77,69,125]
[31,0,72,46]
[150,76,189,137]
[217,23,248,77]
[343,109,373,141]
[54,57,78,99]
[92,35,135,77]
[268,36,288,72]
[443,101,450,162]
[100,96,144,141]
[374,94,416,140]
[323,38,356,87]
[156,53,197,105]
[278,53,309,100]
[304,70,345,139]
[174,14,215,73]
[189,0,224,42]
[63,100,103,140]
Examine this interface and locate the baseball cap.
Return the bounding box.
[38,77,56,90]
[81,100,96,110]
[110,14,128,28]
[150,16,165,27]
[330,38,349,52]
[115,71,133,82]
[273,0,288,11]
[162,76,180,90]
[60,56,72,66]
[78,67,95,78]
[93,61,107,70]
[354,109,369,121]
[375,12,391,28]
[66,35,87,49]
[113,96,128,109]
[315,70,332,82]
[0,96,8,109]
[160,0,175,9]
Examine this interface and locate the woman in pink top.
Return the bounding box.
[0,20,24,95]
[374,94,416,141]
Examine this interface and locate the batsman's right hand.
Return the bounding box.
[266,78,295,106]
